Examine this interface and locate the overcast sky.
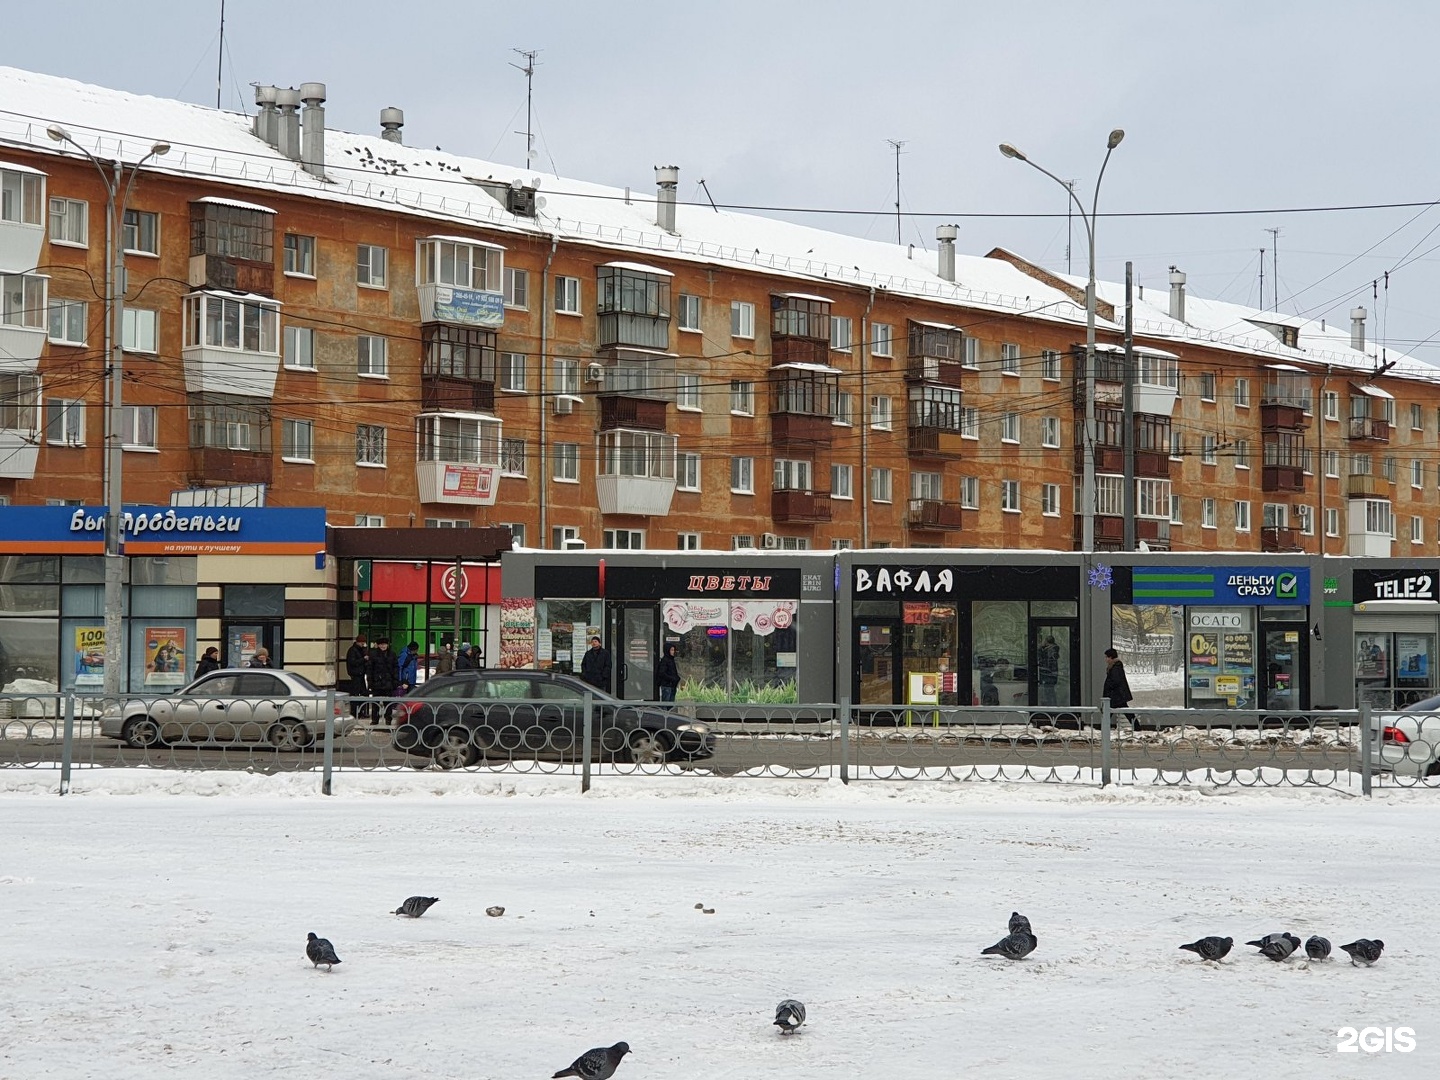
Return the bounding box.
[7,1,1440,361]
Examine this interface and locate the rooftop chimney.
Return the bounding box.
[1168,266,1187,323]
[380,107,405,144]
[935,224,958,283]
[299,82,326,178]
[1351,306,1367,352]
[275,86,302,161]
[253,85,279,147]
[655,165,679,233]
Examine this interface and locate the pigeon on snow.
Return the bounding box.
[982,931,1037,960]
[1246,933,1300,961]
[393,896,440,918]
[1304,935,1332,961]
[1179,936,1233,961]
[305,932,341,971]
[1008,911,1032,936]
[1339,939,1384,966]
[552,1042,630,1080]
[774,999,806,1034]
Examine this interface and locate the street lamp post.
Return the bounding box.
[46,126,170,697]
[999,130,1124,553]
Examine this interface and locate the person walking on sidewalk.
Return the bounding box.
[1102,647,1138,729]
[656,643,681,702]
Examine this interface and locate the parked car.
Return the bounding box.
[1370,692,1440,777]
[100,669,353,751]
[390,670,715,770]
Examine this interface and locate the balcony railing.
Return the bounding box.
[600,395,668,432]
[907,499,963,531]
[771,337,831,367]
[188,447,273,487]
[908,423,967,459]
[1262,464,1306,493]
[1346,473,1388,498]
[1347,416,1390,442]
[1261,525,1303,552]
[771,411,834,448]
[1260,402,1310,431]
[421,375,495,414]
[188,253,274,297]
[905,358,964,388]
[1076,515,1171,551]
[771,488,832,523]
[597,311,670,351]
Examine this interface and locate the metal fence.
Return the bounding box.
[4,690,1435,795]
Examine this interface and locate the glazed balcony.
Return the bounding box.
[1261,525,1303,553]
[1347,417,1390,443]
[771,488,832,524]
[907,499,963,531]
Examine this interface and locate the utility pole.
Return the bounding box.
[216,0,226,109]
[887,139,906,245]
[511,48,540,164]
[1265,227,1281,310]
[1123,261,1136,551]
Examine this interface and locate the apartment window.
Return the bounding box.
[731,535,755,550]
[946,406,973,442]
[1263,503,1288,528]
[552,525,580,549]
[961,336,980,368]
[1001,342,1020,374]
[1234,439,1250,470]
[676,373,701,411]
[831,539,854,550]
[47,298,86,345]
[730,380,754,416]
[1323,450,1339,478]
[120,404,157,449]
[1137,479,1172,518]
[44,398,85,446]
[870,396,892,430]
[1234,378,1251,408]
[1296,505,1314,535]
[496,523,525,547]
[831,463,853,499]
[355,243,387,287]
[283,234,315,276]
[356,515,385,528]
[1412,403,1424,431]
[1383,456,1397,482]
[553,443,578,482]
[183,293,278,353]
[1234,500,1251,532]
[1325,507,1340,537]
[1095,475,1124,515]
[503,266,530,309]
[191,201,273,265]
[676,532,701,551]
[730,300,755,338]
[603,529,645,550]
[48,197,88,246]
[1001,412,1020,444]
[833,391,854,426]
[870,467,893,503]
[421,236,502,293]
[1413,517,1425,544]
[281,418,314,462]
[1,168,43,224]
[774,458,813,491]
[911,471,943,501]
[1170,430,1184,460]
[1000,479,1020,512]
[1042,483,1060,516]
[678,452,701,491]
[1,272,45,329]
[730,456,754,493]
[357,335,388,377]
[283,325,315,369]
[1169,494,1183,524]
[554,359,579,396]
[1322,390,1339,420]
[1042,349,1060,381]
[548,274,579,314]
[122,209,158,254]
[960,476,979,509]
[831,315,853,352]
[1201,497,1216,529]
[873,322,893,357]
[1413,459,1425,488]
[501,438,526,476]
[499,352,527,393]
[356,424,386,466]
[1201,435,1217,466]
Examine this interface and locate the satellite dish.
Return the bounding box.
[510,178,523,190]
[530,178,542,189]
[535,196,548,210]
[527,149,538,161]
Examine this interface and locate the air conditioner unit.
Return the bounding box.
[553,395,575,416]
[761,532,780,549]
[585,362,605,384]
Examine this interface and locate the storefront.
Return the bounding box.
[846,556,1082,709]
[356,560,501,673]
[499,553,835,702]
[1107,563,1311,710]
[0,505,328,693]
[1348,564,1440,710]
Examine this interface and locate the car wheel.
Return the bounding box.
[433,727,477,770]
[121,716,165,749]
[625,729,674,766]
[267,720,311,751]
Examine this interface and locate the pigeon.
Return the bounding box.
[982,931,1037,960]
[1339,939,1384,966]
[305,932,341,971]
[774,999,806,1034]
[1179,936,1233,961]
[552,1042,630,1080]
[1246,933,1300,961]
[392,896,440,918]
[1305,935,1332,961]
[1008,911,1032,937]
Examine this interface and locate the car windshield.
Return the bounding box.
[284,672,322,692]
[1399,692,1440,712]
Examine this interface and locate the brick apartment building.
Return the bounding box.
[1,65,1436,558]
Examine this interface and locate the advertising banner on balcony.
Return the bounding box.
[432,286,505,328]
[441,464,500,505]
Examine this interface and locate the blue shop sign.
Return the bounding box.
[1132,566,1309,605]
[0,505,327,555]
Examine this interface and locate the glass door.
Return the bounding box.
[608,603,657,700]
[855,621,900,706]
[1030,620,1077,707]
[1260,625,1308,711]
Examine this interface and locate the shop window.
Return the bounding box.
[970,600,1027,707]
[1111,603,1185,708]
[536,599,603,677]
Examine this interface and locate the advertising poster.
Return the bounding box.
[1355,636,1388,681]
[1189,632,1218,669]
[74,626,105,687]
[1396,634,1430,680]
[228,627,260,668]
[908,672,940,705]
[144,627,187,687]
[499,597,537,669]
[1222,633,1254,672]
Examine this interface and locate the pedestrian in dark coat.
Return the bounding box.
[247,648,273,668]
[454,642,476,671]
[1102,647,1138,727]
[579,635,611,691]
[656,643,681,702]
[368,638,400,696]
[194,647,221,680]
[345,633,370,717]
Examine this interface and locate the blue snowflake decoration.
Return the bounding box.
[1088,563,1114,591]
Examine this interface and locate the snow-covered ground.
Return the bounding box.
[2,772,1434,1078]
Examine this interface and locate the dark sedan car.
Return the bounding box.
[390,670,715,770]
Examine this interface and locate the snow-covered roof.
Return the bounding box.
[910,319,962,331]
[773,362,844,375]
[1351,382,1393,399]
[422,234,506,250]
[775,291,836,304]
[192,194,276,214]
[599,260,674,277]
[0,158,46,175]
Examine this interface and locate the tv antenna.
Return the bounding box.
[1265,226,1281,310]
[510,48,540,163]
[887,139,907,245]
[216,0,227,108]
